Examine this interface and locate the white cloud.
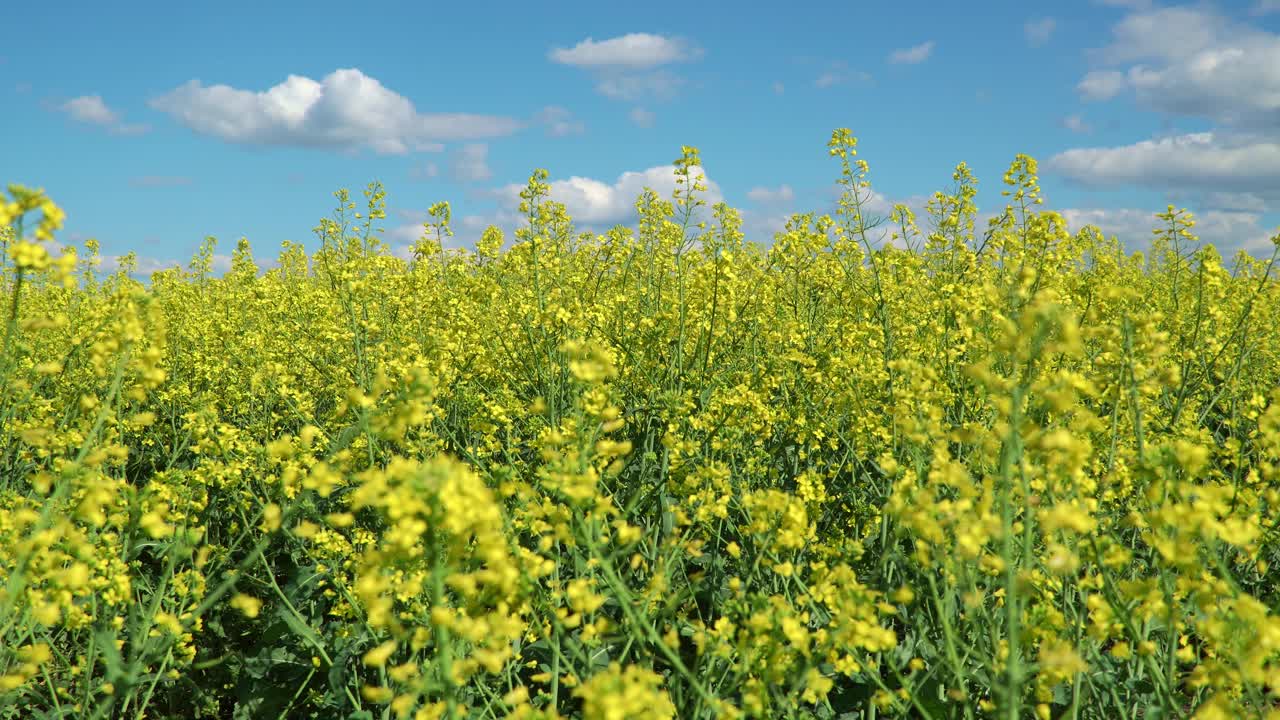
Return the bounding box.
[746,185,795,205]
[548,33,701,69]
[1060,206,1278,255]
[448,178,966,253]
[772,81,785,95]
[1078,70,1126,100]
[450,144,492,183]
[57,95,150,135]
[386,209,430,247]
[1047,131,1280,192]
[1124,47,1280,128]
[1059,6,1280,208]
[889,41,935,65]
[738,209,797,246]
[594,71,683,102]
[1091,7,1235,65]
[551,33,701,103]
[386,206,524,252]
[1025,18,1056,47]
[1059,208,1166,250]
[150,68,523,154]
[1076,7,1280,130]
[533,106,585,137]
[768,184,937,249]
[1201,191,1271,212]
[629,107,655,128]
[62,95,117,124]
[485,164,724,226]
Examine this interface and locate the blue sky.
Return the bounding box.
[4,0,1280,274]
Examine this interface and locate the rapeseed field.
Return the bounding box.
[2,132,1279,719]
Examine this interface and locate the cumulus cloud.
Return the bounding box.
[889,41,935,65]
[1060,206,1278,255]
[149,68,523,154]
[1075,7,1280,130]
[1054,6,1280,209]
[449,144,492,183]
[464,164,721,230]
[441,175,986,254]
[1090,7,1235,65]
[548,33,701,69]
[1025,18,1056,47]
[385,163,726,254]
[1058,208,1170,250]
[1047,132,1280,193]
[1125,49,1280,128]
[550,33,701,102]
[386,206,524,252]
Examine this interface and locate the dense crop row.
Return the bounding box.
[2,132,1280,719]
